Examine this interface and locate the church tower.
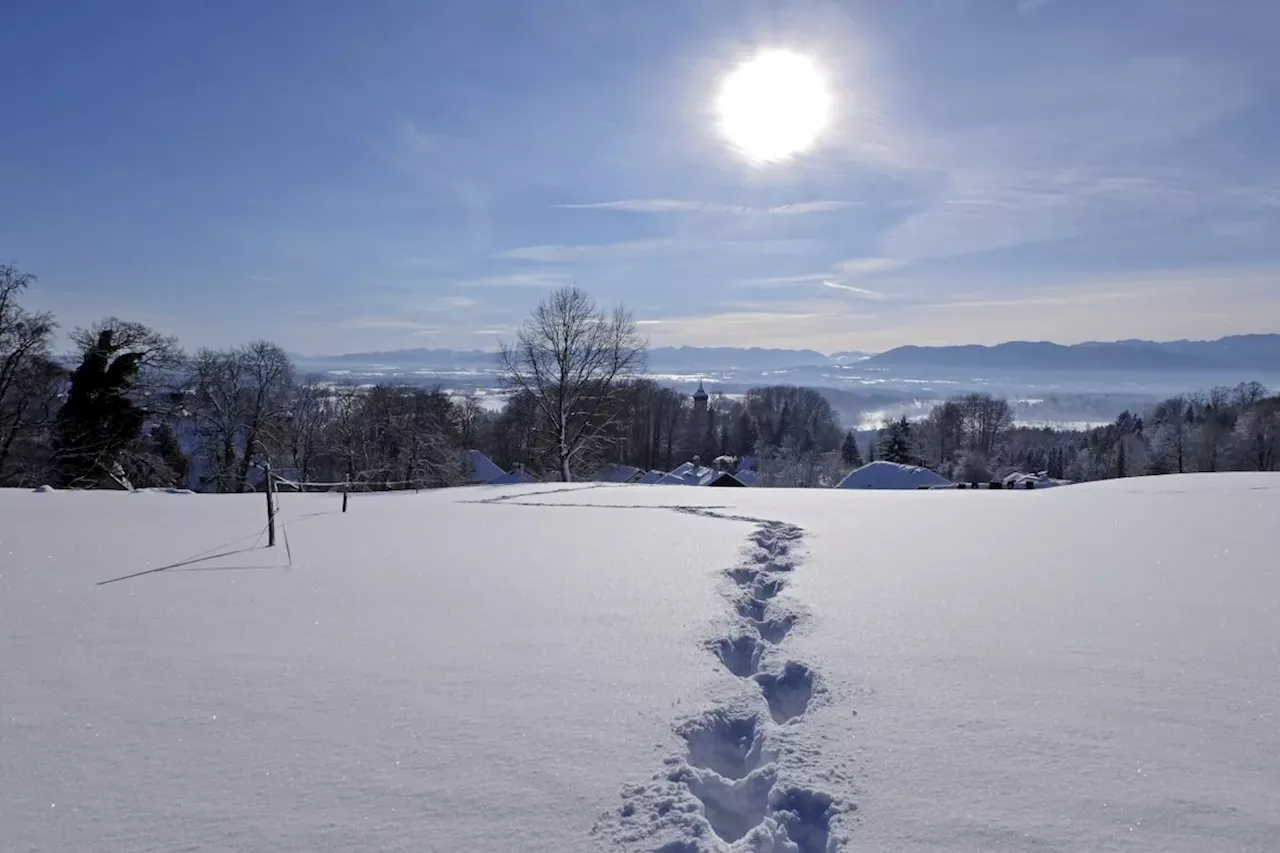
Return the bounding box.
[692,381,709,421]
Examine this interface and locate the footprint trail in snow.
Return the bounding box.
[593,514,851,852]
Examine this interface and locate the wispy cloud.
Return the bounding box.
[496,237,822,263]
[768,201,860,215]
[460,271,575,287]
[613,265,1280,352]
[497,239,672,262]
[823,280,883,297]
[339,316,441,333]
[741,273,832,288]
[557,199,744,213]
[835,257,906,277]
[921,289,1156,311]
[868,54,1263,262]
[555,199,858,216]
[742,260,903,295]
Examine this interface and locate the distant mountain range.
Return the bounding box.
[865,335,1280,373]
[295,334,1280,375]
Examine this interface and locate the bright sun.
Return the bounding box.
[715,49,832,163]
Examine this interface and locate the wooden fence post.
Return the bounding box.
[265,464,277,547]
[342,475,350,513]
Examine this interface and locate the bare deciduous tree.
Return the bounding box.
[498,286,646,481]
[957,393,1014,458]
[0,265,60,483]
[187,341,294,492]
[234,341,294,490]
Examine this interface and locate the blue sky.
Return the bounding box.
[3,0,1279,355]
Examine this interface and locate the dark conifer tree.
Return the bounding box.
[53,330,145,486]
[841,430,863,467]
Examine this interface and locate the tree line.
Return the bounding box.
[5,265,1275,490]
[1,265,475,490]
[4,271,846,489]
[869,385,1280,482]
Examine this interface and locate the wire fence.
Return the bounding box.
[271,476,431,492]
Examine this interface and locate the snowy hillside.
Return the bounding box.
[3,476,1279,851]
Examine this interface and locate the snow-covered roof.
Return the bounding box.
[486,470,534,485]
[836,461,951,490]
[655,473,691,485]
[593,463,643,484]
[463,450,507,484]
[736,470,760,487]
[636,470,666,485]
[1002,471,1071,489]
[680,466,714,485]
[670,461,698,477]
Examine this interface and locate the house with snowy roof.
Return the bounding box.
[592,463,644,484]
[462,450,509,485]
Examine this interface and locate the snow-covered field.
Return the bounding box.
[3,476,1278,851]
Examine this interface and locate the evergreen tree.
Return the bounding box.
[840,430,863,467]
[877,416,916,465]
[53,330,146,486]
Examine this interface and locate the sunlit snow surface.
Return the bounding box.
[2,476,1278,851]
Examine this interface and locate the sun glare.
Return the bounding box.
[715,49,832,164]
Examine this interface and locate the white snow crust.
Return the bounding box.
[3,474,1279,851]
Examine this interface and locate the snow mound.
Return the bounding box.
[836,461,950,490]
[31,485,55,493]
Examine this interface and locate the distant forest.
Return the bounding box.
[3,265,1277,490]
